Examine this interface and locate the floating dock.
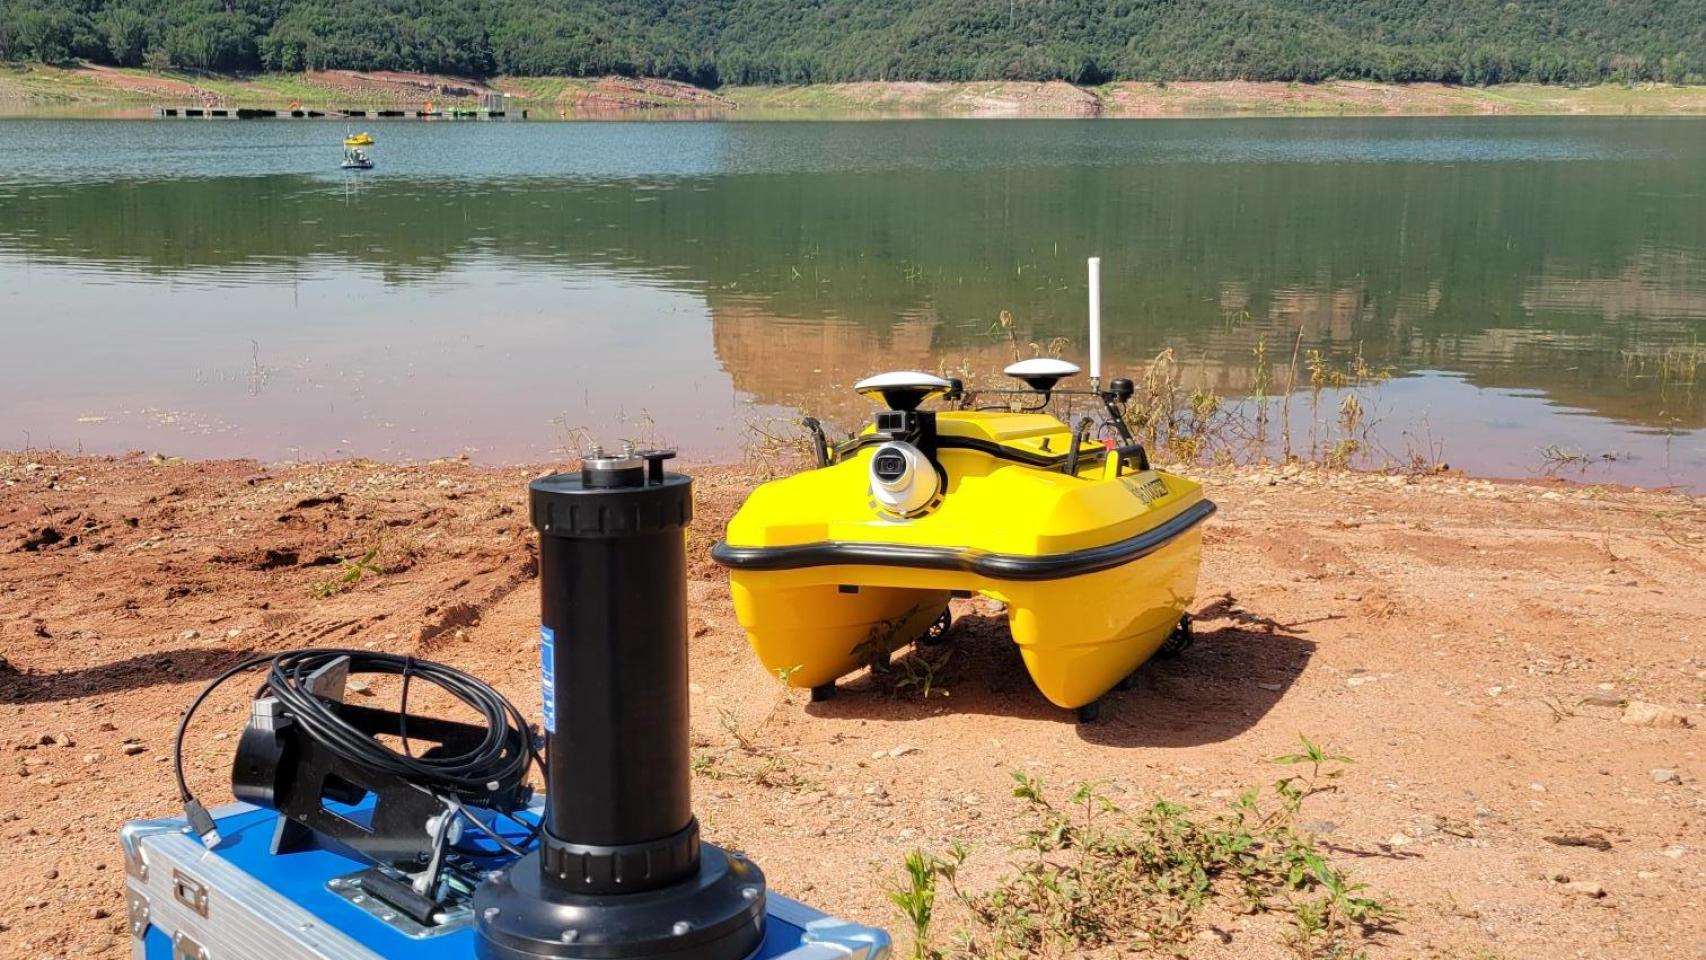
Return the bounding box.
[153,106,525,119]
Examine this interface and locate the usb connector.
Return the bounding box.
[184,798,222,849]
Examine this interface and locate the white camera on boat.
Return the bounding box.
[869,441,939,517]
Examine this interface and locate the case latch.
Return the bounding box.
[172,868,209,917]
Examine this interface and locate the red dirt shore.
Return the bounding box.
[75,64,217,103]
[1,452,1702,958]
[300,69,500,102]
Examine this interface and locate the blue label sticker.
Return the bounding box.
[540,625,556,734]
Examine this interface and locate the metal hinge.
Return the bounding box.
[126,889,150,941]
[172,931,209,960]
[172,869,209,918]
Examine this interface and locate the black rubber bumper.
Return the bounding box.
[711,499,1216,581]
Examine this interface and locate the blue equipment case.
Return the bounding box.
[120,803,890,960]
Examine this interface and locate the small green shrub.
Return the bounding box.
[893,735,1393,959]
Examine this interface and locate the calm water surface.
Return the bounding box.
[0,118,1701,488]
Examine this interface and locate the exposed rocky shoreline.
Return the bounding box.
[7,64,1706,117]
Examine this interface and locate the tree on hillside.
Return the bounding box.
[0,0,1701,85]
[99,6,150,66]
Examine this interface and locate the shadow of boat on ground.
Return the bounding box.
[808,596,1321,748]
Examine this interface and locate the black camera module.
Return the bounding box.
[873,453,907,482]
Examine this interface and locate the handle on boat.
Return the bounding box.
[802,417,831,468]
[1107,442,1150,476]
[1065,417,1094,476]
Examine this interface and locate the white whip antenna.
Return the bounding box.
[1087,256,1102,390]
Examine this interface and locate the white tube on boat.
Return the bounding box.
[1087,256,1102,387]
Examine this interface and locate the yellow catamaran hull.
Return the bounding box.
[714,411,1213,710]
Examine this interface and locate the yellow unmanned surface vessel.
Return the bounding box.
[343,131,375,146]
[713,360,1216,722]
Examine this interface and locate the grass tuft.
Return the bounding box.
[893,735,1394,959]
[310,546,382,598]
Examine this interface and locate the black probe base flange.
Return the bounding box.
[542,818,701,895]
[474,843,766,960]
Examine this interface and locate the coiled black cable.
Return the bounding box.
[173,648,542,846]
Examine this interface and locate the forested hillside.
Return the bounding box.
[2,0,1703,86]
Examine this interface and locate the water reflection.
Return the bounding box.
[0,118,1700,487]
[0,258,780,462]
[705,303,1701,487]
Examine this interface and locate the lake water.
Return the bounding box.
[0,117,1701,489]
